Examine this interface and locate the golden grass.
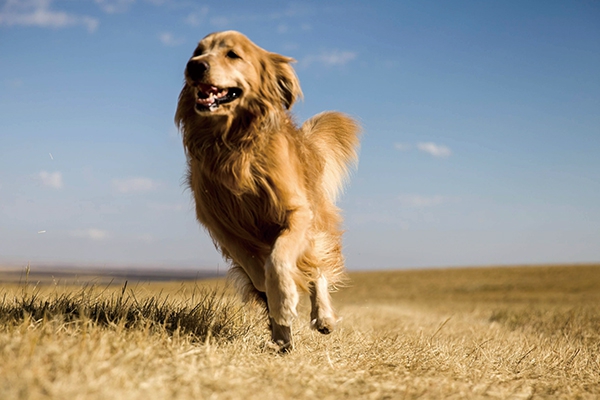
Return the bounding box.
[1,264,599,399]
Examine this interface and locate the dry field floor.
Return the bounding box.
[0,264,599,399]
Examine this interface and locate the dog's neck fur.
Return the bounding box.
[181,103,289,196]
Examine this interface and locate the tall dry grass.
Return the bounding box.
[0,264,599,399]
[0,282,249,343]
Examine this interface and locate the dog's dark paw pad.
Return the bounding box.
[270,319,293,352]
[266,339,293,353]
[317,326,332,335]
[275,340,293,353]
[311,318,335,335]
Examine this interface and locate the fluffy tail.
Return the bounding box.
[301,112,361,203]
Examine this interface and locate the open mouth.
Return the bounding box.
[195,83,242,112]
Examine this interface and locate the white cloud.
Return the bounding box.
[94,0,135,14]
[71,228,110,240]
[417,142,452,158]
[39,170,63,189]
[394,143,411,151]
[158,32,184,47]
[206,4,314,29]
[268,3,314,19]
[113,177,160,193]
[148,202,185,212]
[4,78,23,88]
[303,50,358,67]
[184,6,208,26]
[0,0,99,32]
[209,15,230,27]
[398,194,449,208]
[138,233,154,243]
[282,42,299,51]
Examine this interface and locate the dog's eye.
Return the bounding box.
[226,50,241,59]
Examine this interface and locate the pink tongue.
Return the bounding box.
[196,84,228,108]
[196,97,214,106]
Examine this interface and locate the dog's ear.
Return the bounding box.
[269,53,302,110]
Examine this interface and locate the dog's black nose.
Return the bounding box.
[186,59,209,80]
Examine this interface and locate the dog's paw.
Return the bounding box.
[265,340,293,353]
[310,316,336,335]
[270,318,293,352]
[275,339,293,353]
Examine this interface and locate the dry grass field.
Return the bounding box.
[1,264,599,399]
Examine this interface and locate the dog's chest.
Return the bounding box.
[193,167,287,246]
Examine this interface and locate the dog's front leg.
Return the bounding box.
[265,204,311,351]
[310,273,337,334]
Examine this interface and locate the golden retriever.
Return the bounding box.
[175,31,360,351]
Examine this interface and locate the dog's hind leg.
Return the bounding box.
[228,264,269,311]
[309,274,337,334]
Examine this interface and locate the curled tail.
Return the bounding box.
[301,112,361,203]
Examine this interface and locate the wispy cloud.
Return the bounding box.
[268,3,315,19]
[0,0,99,32]
[394,142,412,151]
[71,228,110,240]
[398,194,454,208]
[209,15,230,27]
[94,0,173,13]
[208,3,315,29]
[38,170,63,189]
[158,31,184,47]
[94,0,135,14]
[303,50,358,67]
[417,142,452,158]
[148,202,185,212]
[112,177,160,194]
[4,78,23,88]
[184,6,209,26]
[138,233,154,243]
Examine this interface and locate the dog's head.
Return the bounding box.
[181,31,302,117]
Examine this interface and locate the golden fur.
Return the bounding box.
[175,31,360,351]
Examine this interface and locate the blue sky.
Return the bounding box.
[1,0,599,271]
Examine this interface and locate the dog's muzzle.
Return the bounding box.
[195,84,242,112]
[186,59,243,112]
